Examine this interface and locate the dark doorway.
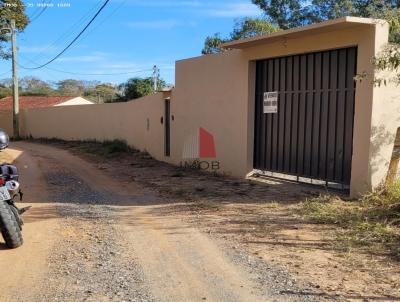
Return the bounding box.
[164,99,171,157]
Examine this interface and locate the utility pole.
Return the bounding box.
[11,20,19,138]
[152,65,159,93]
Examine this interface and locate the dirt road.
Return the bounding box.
[0,142,316,302]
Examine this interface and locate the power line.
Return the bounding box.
[28,1,45,20]
[44,67,153,76]
[0,70,12,78]
[19,63,153,76]
[79,0,127,40]
[19,55,153,76]
[30,0,105,61]
[29,1,52,24]
[30,7,47,23]
[21,0,111,70]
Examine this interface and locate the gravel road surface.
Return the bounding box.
[0,142,319,302]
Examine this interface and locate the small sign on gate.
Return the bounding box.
[263,91,278,114]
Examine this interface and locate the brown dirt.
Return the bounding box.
[0,146,60,302]
[0,141,306,302]
[46,139,400,301]
[0,140,399,301]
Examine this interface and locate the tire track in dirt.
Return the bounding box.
[0,145,60,302]
[1,142,318,302]
[16,142,268,302]
[118,206,266,302]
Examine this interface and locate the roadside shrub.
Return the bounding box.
[101,140,130,154]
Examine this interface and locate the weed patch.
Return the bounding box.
[191,200,222,211]
[300,183,400,259]
[101,140,130,155]
[31,138,135,158]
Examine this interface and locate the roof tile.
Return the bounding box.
[0,96,77,110]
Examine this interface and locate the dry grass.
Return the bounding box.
[33,138,135,158]
[300,182,400,259]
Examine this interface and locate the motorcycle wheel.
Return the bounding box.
[0,202,23,249]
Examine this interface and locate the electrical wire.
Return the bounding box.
[29,1,52,24]
[27,1,45,21]
[21,64,153,76]
[30,0,105,61]
[79,0,128,40]
[21,0,111,70]
[0,70,11,78]
[19,55,153,76]
[45,67,153,76]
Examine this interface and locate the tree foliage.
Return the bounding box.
[251,0,400,35]
[0,0,29,59]
[364,7,400,84]
[202,34,228,55]
[19,76,53,96]
[117,77,166,101]
[231,17,279,40]
[0,83,11,98]
[374,43,400,84]
[202,18,278,54]
[0,76,166,103]
[251,0,312,29]
[84,83,118,103]
[56,79,85,96]
[202,0,400,82]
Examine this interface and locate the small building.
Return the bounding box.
[165,17,399,197]
[0,96,93,134]
[0,96,93,110]
[15,17,400,197]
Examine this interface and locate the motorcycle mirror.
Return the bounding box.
[0,129,10,150]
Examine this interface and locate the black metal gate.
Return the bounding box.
[254,47,357,186]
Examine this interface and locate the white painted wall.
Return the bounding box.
[54,97,94,106]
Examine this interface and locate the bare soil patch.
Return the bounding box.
[2,141,322,301]
[33,139,400,301]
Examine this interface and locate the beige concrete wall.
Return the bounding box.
[17,19,394,197]
[369,55,400,192]
[21,93,167,160]
[169,50,250,175]
[369,72,400,189]
[171,22,392,197]
[244,25,381,189]
[351,21,395,195]
[0,111,13,135]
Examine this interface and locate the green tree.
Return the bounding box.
[202,18,278,54]
[229,1,400,83]
[118,77,166,101]
[310,0,355,21]
[56,79,85,96]
[0,83,11,98]
[0,0,29,59]
[308,1,400,42]
[202,33,228,55]
[84,83,118,103]
[251,0,312,29]
[20,76,54,96]
[231,17,279,39]
[251,0,400,42]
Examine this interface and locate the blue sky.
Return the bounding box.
[0,0,263,85]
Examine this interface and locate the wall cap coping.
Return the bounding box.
[221,17,387,49]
